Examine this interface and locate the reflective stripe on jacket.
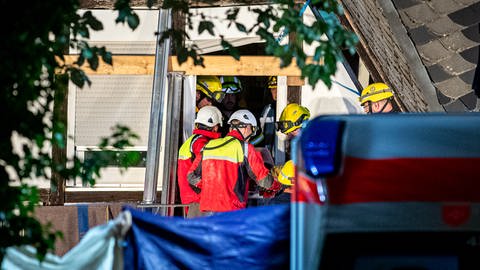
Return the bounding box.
[177,129,220,204]
[188,130,275,212]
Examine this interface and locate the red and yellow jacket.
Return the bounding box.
[188,130,280,212]
[177,129,221,204]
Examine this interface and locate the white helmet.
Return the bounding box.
[195,106,223,127]
[227,109,257,127]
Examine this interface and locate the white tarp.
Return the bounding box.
[2,212,131,270]
[302,7,364,116]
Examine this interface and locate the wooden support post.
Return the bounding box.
[287,15,302,104]
[49,74,68,205]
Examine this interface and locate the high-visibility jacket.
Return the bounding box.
[188,130,280,212]
[177,129,221,204]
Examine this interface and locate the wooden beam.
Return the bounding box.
[61,55,306,76]
[78,1,306,9]
[61,55,156,75]
[169,55,304,76]
[287,76,304,86]
[40,188,161,203]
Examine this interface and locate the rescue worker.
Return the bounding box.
[267,160,294,205]
[177,106,223,218]
[251,76,277,153]
[276,103,311,159]
[219,76,244,135]
[359,82,397,114]
[187,109,281,214]
[263,104,310,203]
[196,75,225,111]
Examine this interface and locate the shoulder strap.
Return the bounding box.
[203,136,237,151]
[203,137,249,162]
[189,134,202,161]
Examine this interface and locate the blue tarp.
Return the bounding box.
[124,204,290,270]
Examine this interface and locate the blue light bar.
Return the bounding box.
[300,118,343,178]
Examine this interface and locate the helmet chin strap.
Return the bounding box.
[232,125,254,141]
[368,99,390,114]
[367,102,373,114]
[377,99,390,113]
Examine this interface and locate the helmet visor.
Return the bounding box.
[276,114,308,134]
[212,91,226,103]
[198,82,226,103]
[276,120,294,133]
[222,83,241,94]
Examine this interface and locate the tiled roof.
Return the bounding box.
[394,0,480,111]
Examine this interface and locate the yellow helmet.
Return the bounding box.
[278,160,295,186]
[277,103,310,134]
[359,82,394,105]
[267,76,277,89]
[196,76,225,103]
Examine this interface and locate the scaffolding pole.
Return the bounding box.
[142,8,172,205]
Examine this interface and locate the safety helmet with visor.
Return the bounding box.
[220,76,242,94]
[196,76,225,103]
[277,103,310,134]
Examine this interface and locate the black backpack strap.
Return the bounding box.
[189,134,202,161]
[203,136,237,151]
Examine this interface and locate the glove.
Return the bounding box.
[259,180,283,199]
[270,165,282,180]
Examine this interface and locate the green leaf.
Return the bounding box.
[235,23,247,33]
[198,21,215,36]
[76,55,85,66]
[177,48,188,64]
[147,0,155,8]
[221,39,240,60]
[102,51,113,65]
[70,68,85,88]
[127,13,140,30]
[83,11,103,31]
[88,56,99,70]
[81,48,93,60]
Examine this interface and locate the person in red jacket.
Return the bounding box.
[188,109,281,214]
[177,106,223,218]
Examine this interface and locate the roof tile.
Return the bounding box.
[459,68,477,84]
[448,2,480,27]
[409,25,438,45]
[417,40,453,65]
[436,88,453,105]
[427,0,465,14]
[459,46,479,64]
[453,0,480,5]
[459,90,478,110]
[438,53,477,75]
[435,76,473,98]
[461,24,480,43]
[439,31,479,51]
[392,0,423,10]
[403,3,440,26]
[443,99,469,112]
[427,64,453,83]
[398,10,422,29]
[426,16,464,37]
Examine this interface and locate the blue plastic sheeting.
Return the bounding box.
[124,204,290,270]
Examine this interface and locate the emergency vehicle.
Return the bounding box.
[292,113,480,269]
